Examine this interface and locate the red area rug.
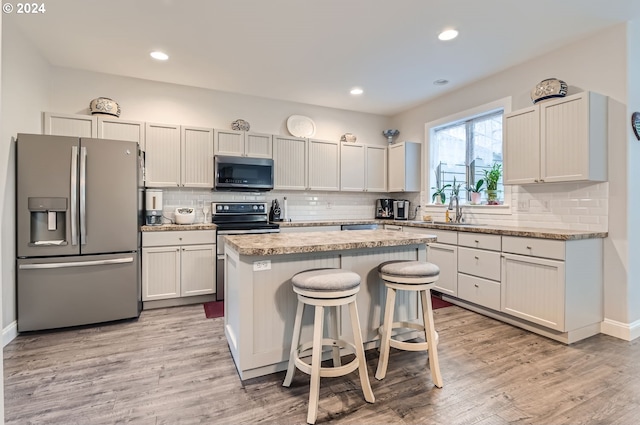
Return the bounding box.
[203,301,224,319]
[432,295,454,310]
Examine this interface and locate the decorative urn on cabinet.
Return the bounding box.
[89,97,121,117]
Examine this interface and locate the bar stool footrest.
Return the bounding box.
[294,339,359,378]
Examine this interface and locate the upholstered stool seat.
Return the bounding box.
[283,268,375,424]
[375,260,443,388]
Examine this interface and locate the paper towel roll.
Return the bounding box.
[283,197,288,221]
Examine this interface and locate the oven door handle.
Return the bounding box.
[217,229,280,235]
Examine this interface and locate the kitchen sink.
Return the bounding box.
[431,222,485,226]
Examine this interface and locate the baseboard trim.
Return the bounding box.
[601,318,640,341]
[3,321,18,347]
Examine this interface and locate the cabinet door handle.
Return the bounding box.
[540,179,545,182]
[474,284,479,288]
[526,246,532,250]
[534,179,539,183]
[474,256,479,260]
[474,240,479,243]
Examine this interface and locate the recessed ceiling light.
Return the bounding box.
[438,29,458,41]
[434,79,449,86]
[350,88,364,95]
[150,51,169,61]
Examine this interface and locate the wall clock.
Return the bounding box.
[633,112,640,141]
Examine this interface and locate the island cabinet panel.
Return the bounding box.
[225,249,341,373]
[340,247,422,343]
[224,242,428,380]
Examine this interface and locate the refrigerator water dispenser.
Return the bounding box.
[28,197,67,245]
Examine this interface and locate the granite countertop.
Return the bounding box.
[141,219,607,241]
[223,229,436,256]
[141,223,217,232]
[276,219,607,241]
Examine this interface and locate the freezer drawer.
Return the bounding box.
[17,253,140,332]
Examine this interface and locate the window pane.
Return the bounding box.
[430,110,503,205]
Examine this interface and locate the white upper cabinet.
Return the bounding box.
[145,123,181,187]
[182,126,214,188]
[145,123,213,188]
[272,136,340,191]
[504,91,607,185]
[43,112,97,138]
[308,139,340,191]
[214,129,272,158]
[340,143,387,192]
[97,117,145,149]
[388,141,421,192]
[340,143,365,191]
[366,145,387,192]
[273,135,307,190]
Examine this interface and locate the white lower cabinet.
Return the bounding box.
[142,230,216,302]
[501,253,565,330]
[456,232,501,309]
[458,274,501,311]
[404,228,458,297]
[500,236,602,338]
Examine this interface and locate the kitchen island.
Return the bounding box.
[222,229,437,380]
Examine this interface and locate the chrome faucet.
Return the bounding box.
[448,194,463,223]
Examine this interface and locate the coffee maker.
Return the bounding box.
[393,200,410,220]
[145,189,163,226]
[375,198,394,219]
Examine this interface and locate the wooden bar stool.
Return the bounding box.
[283,268,375,424]
[375,260,443,388]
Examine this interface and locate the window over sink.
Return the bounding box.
[425,97,511,207]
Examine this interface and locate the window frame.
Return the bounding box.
[424,97,512,213]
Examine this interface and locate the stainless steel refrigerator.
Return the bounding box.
[16,133,142,332]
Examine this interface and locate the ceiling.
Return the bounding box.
[5,0,640,116]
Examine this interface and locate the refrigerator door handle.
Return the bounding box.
[80,146,87,245]
[70,146,79,246]
[18,257,134,270]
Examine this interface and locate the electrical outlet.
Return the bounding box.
[517,201,529,212]
[327,202,332,209]
[253,260,271,271]
[541,200,550,212]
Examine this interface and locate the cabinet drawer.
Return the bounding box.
[458,232,501,251]
[143,230,215,247]
[427,229,457,245]
[403,227,457,244]
[458,247,501,281]
[458,273,501,311]
[502,236,565,260]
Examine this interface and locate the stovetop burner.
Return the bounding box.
[212,202,279,231]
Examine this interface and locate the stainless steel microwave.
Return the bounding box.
[214,155,274,191]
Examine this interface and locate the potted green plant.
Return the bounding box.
[483,163,502,205]
[431,183,451,204]
[466,179,484,205]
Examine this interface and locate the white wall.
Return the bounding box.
[48,68,391,146]
[392,23,638,335]
[1,19,51,336]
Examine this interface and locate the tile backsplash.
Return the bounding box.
[157,182,607,231]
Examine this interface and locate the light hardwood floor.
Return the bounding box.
[4,304,640,424]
